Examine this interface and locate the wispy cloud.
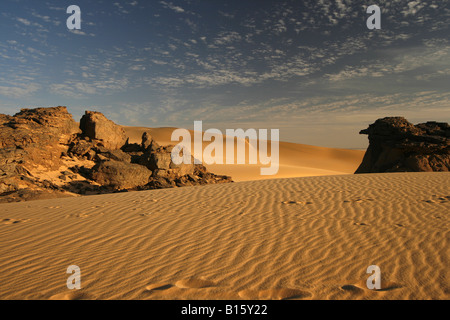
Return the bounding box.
[160,1,185,13]
[0,83,40,98]
[68,30,95,37]
[16,17,31,26]
[31,12,61,26]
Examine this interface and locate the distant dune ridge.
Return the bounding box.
[122,126,365,182]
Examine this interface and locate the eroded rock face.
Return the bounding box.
[80,111,127,150]
[91,161,152,190]
[0,106,80,149]
[0,107,232,202]
[0,107,81,202]
[0,106,80,173]
[355,117,450,173]
[141,132,159,151]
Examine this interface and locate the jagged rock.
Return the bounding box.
[143,177,175,189]
[355,117,450,173]
[138,149,195,178]
[1,106,233,202]
[141,132,160,151]
[0,106,80,170]
[122,143,142,153]
[170,159,195,176]
[0,107,81,200]
[151,152,172,170]
[90,160,152,189]
[152,169,169,178]
[95,149,131,163]
[69,139,98,158]
[80,111,127,150]
[0,106,80,148]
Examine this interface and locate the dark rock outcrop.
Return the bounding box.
[141,132,159,152]
[70,130,232,193]
[355,117,450,173]
[91,160,152,190]
[0,107,232,202]
[0,106,80,169]
[0,107,81,202]
[80,111,127,150]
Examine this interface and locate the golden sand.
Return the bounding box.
[0,172,448,300]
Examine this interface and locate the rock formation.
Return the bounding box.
[0,107,81,201]
[80,111,127,150]
[355,117,450,173]
[91,161,152,190]
[0,107,232,202]
[0,106,80,168]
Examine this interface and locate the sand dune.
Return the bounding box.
[123,126,365,181]
[0,172,448,300]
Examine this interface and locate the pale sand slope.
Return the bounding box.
[123,126,365,181]
[0,172,448,300]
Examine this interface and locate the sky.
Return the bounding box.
[0,0,449,148]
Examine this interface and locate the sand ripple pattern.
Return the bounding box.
[0,172,448,299]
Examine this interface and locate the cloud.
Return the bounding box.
[16,17,31,26]
[48,6,65,11]
[130,65,146,71]
[50,83,88,98]
[160,1,185,13]
[218,11,235,19]
[31,12,61,26]
[214,31,242,46]
[151,59,167,65]
[113,2,137,15]
[0,83,40,98]
[50,77,129,98]
[68,30,95,37]
[326,42,450,82]
[402,1,427,17]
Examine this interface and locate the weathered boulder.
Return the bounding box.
[151,152,172,170]
[90,160,152,189]
[1,106,233,202]
[0,106,81,192]
[68,139,98,159]
[356,117,450,173]
[0,106,82,202]
[80,111,127,150]
[136,145,195,178]
[141,132,160,152]
[95,148,131,163]
[0,106,80,149]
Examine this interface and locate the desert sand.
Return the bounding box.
[123,126,365,181]
[0,172,448,300]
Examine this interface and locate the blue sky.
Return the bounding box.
[0,0,449,148]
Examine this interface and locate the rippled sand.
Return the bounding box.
[0,172,448,299]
